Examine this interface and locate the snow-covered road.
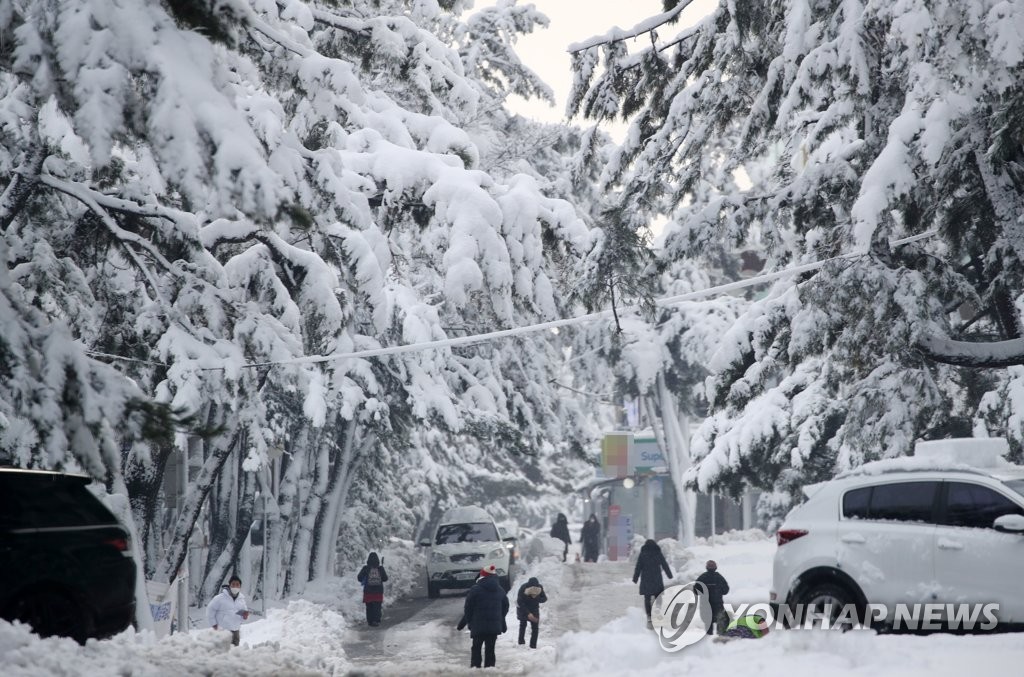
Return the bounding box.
[341,558,646,675]
[3,531,1023,676]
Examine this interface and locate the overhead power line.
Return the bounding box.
[83,230,937,370]
[236,230,938,369]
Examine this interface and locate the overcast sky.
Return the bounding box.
[499,0,716,133]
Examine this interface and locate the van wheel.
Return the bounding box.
[9,588,89,644]
[427,582,440,599]
[797,582,860,629]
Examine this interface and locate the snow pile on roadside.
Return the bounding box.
[695,528,769,545]
[656,537,695,579]
[241,599,349,672]
[687,529,774,605]
[0,616,331,677]
[303,538,423,623]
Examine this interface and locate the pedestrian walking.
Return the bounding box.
[550,513,571,562]
[695,559,730,635]
[515,577,547,648]
[632,539,673,629]
[456,565,510,668]
[357,552,389,627]
[206,575,249,646]
[580,514,601,563]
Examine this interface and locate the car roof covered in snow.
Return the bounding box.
[438,505,494,525]
[835,438,1020,478]
[802,439,1024,497]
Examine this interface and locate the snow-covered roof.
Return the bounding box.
[438,506,494,525]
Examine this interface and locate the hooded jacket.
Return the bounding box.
[549,513,571,546]
[516,577,548,621]
[632,539,673,597]
[357,552,389,604]
[458,574,509,637]
[581,516,600,550]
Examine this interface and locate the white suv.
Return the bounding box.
[771,439,1024,627]
[419,506,513,598]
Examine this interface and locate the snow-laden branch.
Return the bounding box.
[308,7,371,37]
[227,230,937,368]
[918,334,1024,368]
[38,174,177,303]
[567,0,694,54]
[239,4,312,57]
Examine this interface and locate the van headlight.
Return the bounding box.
[430,552,448,563]
[488,547,506,559]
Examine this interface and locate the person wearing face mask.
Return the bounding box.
[206,575,250,646]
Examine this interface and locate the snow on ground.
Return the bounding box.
[301,537,423,623]
[554,531,1024,677]
[3,530,1023,675]
[0,610,335,676]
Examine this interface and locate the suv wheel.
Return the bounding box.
[427,581,440,599]
[797,582,860,629]
[10,588,89,644]
[499,575,511,593]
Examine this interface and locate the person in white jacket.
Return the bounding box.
[206,575,249,646]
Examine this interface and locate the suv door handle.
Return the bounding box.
[840,533,866,544]
[937,538,963,551]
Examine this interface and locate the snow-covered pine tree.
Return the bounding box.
[1,0,605,604]
[568,0,1024,515]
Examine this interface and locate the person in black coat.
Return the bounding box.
[580,514,601,563]
[515,577,548,648]
[632,539,673,628]
[550,513,571,562]
[695,559,730,635]
[457,566,510,668]
[356,552,389,626]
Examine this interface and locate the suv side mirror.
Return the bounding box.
[993,514,1024,533]
[418,538,432,547]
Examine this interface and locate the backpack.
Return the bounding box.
[366,567,382,587]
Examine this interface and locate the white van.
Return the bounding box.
[419,506,513,597]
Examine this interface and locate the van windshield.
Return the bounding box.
[435,522,498,545]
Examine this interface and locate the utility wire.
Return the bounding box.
[236,230,937,368]
[84,230,938,370]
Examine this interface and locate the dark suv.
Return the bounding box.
[0,468,137,642]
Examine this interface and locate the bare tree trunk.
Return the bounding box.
[311,420,357,581]
[325,431,376,576]
[201,467,257,600]
[122,441,174,579]
[653,373,696,546]
[283,429,327,597]
[158,427,241,583]
[270,427,310,598]
[202,450,237,589]
[255,466,280,601]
